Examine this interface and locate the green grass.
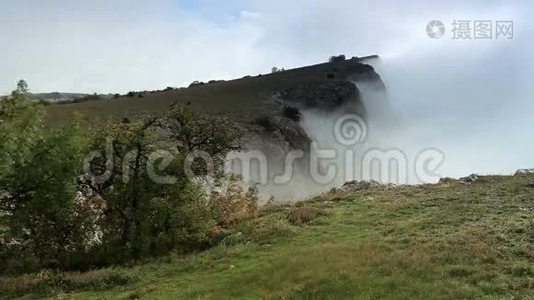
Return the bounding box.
[2,174,533,299]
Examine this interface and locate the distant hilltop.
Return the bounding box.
[30,92,90,103]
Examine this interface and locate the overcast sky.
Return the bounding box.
[0,0,530,94]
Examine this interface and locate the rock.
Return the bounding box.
[320,200,336,208]
[330,180,396,194]
[329,187,339,193]
[229,265,236,270]
[280,81,361,110]
[460,174,479,183]
[341,180,381,191]
[515,169,534,176]
[384,183,398,189]
[526,181,534,188]
[253,115,311,151]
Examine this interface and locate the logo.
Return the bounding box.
[426,20,445,39]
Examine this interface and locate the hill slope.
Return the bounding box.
[2,173,532,299]
[44,57,383,126]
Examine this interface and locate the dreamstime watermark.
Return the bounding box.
[82,114,446,187]
[426,19,513,40]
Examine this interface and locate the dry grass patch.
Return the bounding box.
[287,206,326,226]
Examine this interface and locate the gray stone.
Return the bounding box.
[460,174,479,183]
[515,169,534,176]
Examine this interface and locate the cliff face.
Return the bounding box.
[280,81,359,110]
[231,58,386,199]
[246,57,385,153]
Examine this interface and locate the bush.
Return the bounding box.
[209,175,258,227]
[282,106,301,122]
[287,207,325,226]
[237,217,293,245]
[0,268,138,297]
[189,81,204,87]
[329,55,346,63]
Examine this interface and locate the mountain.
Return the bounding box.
[45,55,386,200]
[45,56,384,125]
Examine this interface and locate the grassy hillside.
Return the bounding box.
[2,173,532,299]
[44,58,378,126]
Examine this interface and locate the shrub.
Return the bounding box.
[209,175,258,227]
[237,217,293,245]
[282,106,301,122]
[189,81,204,87]
[329,55,346,63]
[287,207,325,226]
[0,268,138,297]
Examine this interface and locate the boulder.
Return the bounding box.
[515,169,534,176]
[460,174,479,183]
[330,180,398,194]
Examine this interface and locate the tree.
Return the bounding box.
[15,79,28,95]
[163,106,242,179]
[0,84,245,269]
[0,81,92,269]
[82,108,242,260]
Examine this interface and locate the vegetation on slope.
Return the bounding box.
[44,59,380,126]
[0,81,249,274]
[2,174,532,299]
